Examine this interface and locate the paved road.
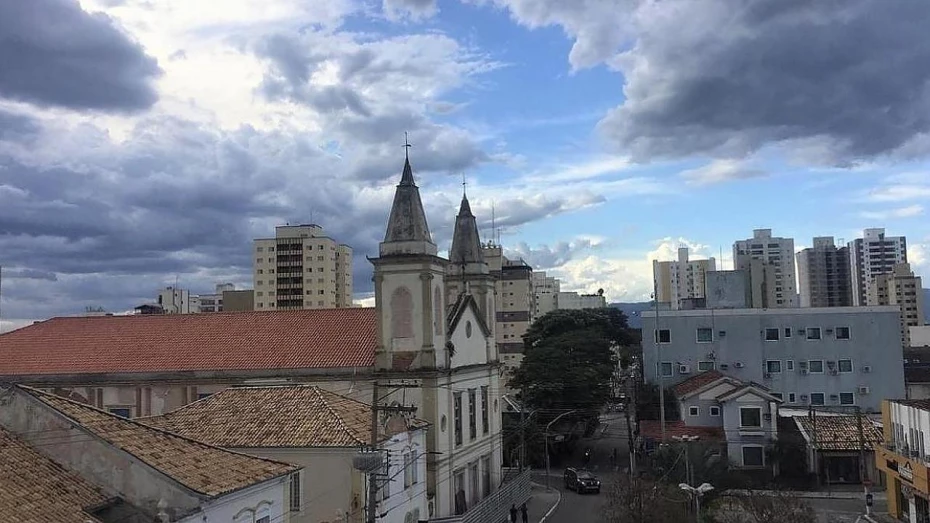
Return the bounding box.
[532,411,632,523]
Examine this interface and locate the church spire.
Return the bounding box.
[449,184,484,267]
[381,135,437,256]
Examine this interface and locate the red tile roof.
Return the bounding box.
[672,370,728,397]
[639,420,725,442]
[0,309,377,376]
[794,415,884,451]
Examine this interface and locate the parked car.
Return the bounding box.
[563,467,601,494]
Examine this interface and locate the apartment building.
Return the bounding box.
[533,271,560,319]
[484,244,535,372]
[253,224,353,310]
[849,228,908,307]
[876,399,930,523]
[642,306,905,411]
[733,229,798,308]
[156,286,196,314]
[797,237,853,308]
[869,263,925,347]
[653,247,716,310]
[198,282,235,312]
[557,291,607,310]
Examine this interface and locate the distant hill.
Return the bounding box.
[609,302,654,329]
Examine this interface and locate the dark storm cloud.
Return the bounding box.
[0,0,161,112]
[597,0,930,164]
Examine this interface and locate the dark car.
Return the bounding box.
[563,467,601,494]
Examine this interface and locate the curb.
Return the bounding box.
[530,482,562,523]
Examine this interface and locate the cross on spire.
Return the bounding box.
[403,131,412,160]
[461,172,467,197]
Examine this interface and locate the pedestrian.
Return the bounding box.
[521,503,528,523]
[510,503,518,523]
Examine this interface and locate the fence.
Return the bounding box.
[429,468,531,523]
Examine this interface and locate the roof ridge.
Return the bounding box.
[21,386,298,486]
[313,387,369,446]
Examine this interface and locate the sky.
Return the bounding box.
[1,0,930,330]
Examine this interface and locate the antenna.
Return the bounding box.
[490,202,496,247]
[719,245,723,270]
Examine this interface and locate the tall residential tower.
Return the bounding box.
[733,229,798,308]
[796,237,852,308]
[849,228,908,307]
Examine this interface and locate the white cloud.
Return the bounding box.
[860,205,925,220]
[865,185,930,203]
[680,159,767,186]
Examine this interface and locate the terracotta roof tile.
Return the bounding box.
[24,387,298,497]
[639,420,725,442]
[794,415,883,451]
[142,385,428,448]
[0,426,108,523]
[0,309,376,376]
[672,370,729,397]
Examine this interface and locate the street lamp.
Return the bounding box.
[545,409,579,491]
[679,482,714,523]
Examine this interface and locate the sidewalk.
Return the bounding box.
[524,482,561,523]
[722,488,887,500]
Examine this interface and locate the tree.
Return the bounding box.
[602,477,690,523]
[708,490,817,523]
[635,382,679,422]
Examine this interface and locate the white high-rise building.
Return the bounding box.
[533,271,560,319]
[733,229,798,308]
[849,228,908,307]
[653,247,716,310]
[156,287,196,314]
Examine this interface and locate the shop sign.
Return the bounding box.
[901,461,914,482]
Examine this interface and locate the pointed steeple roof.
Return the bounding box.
[381,155,437,256]
[450,193,485,266]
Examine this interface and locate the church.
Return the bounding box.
[0,151,516,522]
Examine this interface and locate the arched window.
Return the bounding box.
[433,286,443,335]
[391,287,414,339]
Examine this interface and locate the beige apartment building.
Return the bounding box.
[253,224,353,310]
[653,247,716,309]
[484,244,535,375]
[533,271,560,320]
[868,262,925,347]
[733,228,798,308]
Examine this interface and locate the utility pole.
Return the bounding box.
[367,382,379,523]
[810,406,820,489]
[653,277,666,442]
[856,406,872,513]
[625,394,636,481]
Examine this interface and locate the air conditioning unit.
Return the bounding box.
[858,386,871,395]
[799,361,809,368]
[763,373,772,380]
[734,362,745,368]
[829,369,838,376]
[800,369,809,375]
[830,394,839,400]
[800,394,809,401]
[827,361,836,368]
[862,366,872,373]
[679,364,691,374]
[706,352,716,360]
[719,364,730,370]
[718,331,727,337]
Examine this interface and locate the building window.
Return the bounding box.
[764,328,779,341]
[698,361,715,372]
[469,462,479,507]
[289,472,302,512]
[838,359,853,373]
[771,392,783,401]
[810,393,825,406]
[808,360,824,373]
[784,327,792,338]
[835,327,851,340]
[806,327,822,340]
[710,406,720,416]
[481,386,489,434]
[655,329,671,343]
[840,392,855,405]
[660,362,673,377]
[404,451,418,488]
[696,328,713,343]
[765,360,781,373]
[468,389,477,441]
[454,392,463,447]
[786,360,794,371]
[481,455,491,497]
[689,406,699,417]
[740,407,762,428]
[742,446,765,467]
[108,407,131,418]
[788,393,796,403]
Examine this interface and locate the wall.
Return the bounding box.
[180,476,289,523]
[721,393,777,468]
[380,429,429,523]
[912,326,930,348]
[449,305,490,369]
[705,271,749,309]
[643,306,904,411]
[0,386,202,519]
[239,447,360,523]
[681,381,738,427]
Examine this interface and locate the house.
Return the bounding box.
[0,153,517,522]
[641,370,782,470]
[790,413,883,485]
[0,384,299,523]
[642,306,905,411]
[875,399,930,523]
[141,384,430,523]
